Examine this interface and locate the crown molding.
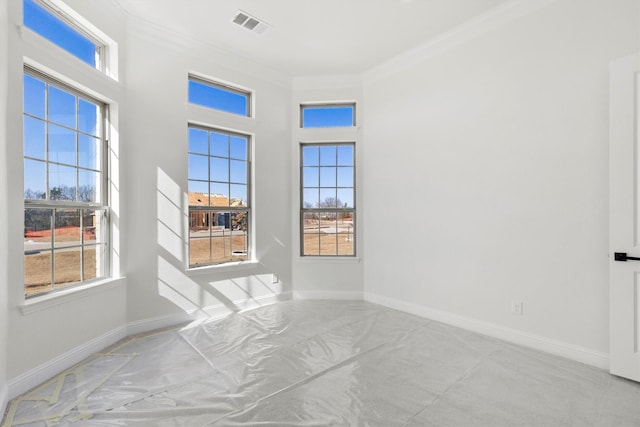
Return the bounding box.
[363,0,559,85]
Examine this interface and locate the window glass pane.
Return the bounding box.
[188,181,209,206]
[189,211,211,266]
[188,154,208,181]
[78,134,99,170]
[83,244,105,281]
[48,124,77,166]
[319,188,337,207]
[78,169,99,202]
[303,167,319,188]
[83,209,99,243]
[211,235,230,263]
[48,85,77,129]
[49,163,77,200]
[188,128,208,154]
[230,136,247,160]
[78,98,100,136]
[24,73,46,118]
[188,79,249,116]
[302,212,320,256]
[24,116,46,159]
[337,145,354,166]
[53,248,81,287]
[320,145,337,166]
[337,167,354,188]
[303,232,320,256]
[53,209,80,248]
[24,208,52,248]
[25,250,52,296]
[210,157,229,182]
[303,188,319,208]
[211,183,229,206]
[232,212,248,232]
[319,236,338,256]
[24,159,46,199]
[302,104,354,128]
[337,214,355,256]
[210,132,228,157]
[23,0,98,67]
[319,167,336,187]
[302,146,319,166]
[230,212,248,260]
[230,184,247,206]
[230,160,247,184]
[337,188,354,208]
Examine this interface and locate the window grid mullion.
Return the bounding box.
[80,208,84,282]
[50,209,56,290]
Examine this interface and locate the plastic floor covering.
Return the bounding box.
[2,300,640,426]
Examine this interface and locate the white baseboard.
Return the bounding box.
[364,292,609,370]
[293,290,364,300]
[7,292,291,402]
[127,291,293,336]
[7,325,127,400]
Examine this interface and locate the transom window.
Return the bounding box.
[188,125,251,267]
[188,76,251,117]
[301,143,355,256]
[300,103,355,128]
[23,68,109,297]
[23,0,102,69]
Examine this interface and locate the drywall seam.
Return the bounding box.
[364,292,609,370]
[293,291,364,300]
[7,325,128,400]
[363,0,559,85]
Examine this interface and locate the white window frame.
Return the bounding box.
[187,124,252,268]
[300,103,356,128]
[23,66,110,298]
[300,142,356,257]
[188,74,253,117]
[23,0,109,72]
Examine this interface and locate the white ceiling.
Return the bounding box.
[111,0,510,77]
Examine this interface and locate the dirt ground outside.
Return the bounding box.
[189,234,249,266]
[24,249,98,296]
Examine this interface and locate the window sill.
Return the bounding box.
[187,260,260,277]
[20,277,126,316]
[296,257,361,264]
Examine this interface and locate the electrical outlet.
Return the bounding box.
[511,300,523,316]
[271,274,278,284]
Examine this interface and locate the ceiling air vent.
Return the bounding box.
[232,10,270,34]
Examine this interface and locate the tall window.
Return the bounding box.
[23,68,108,297]
[188,126,251,267]
[23,0,103,69]
[301,143,355,256]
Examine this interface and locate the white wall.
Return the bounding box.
[3,0,293,396]
[291,76,364,299]
[0,0,10,415]
[5,0,128,391]
[363,0,639,358]
[122,21,292,325]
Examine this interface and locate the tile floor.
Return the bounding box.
[2,300,640,426]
